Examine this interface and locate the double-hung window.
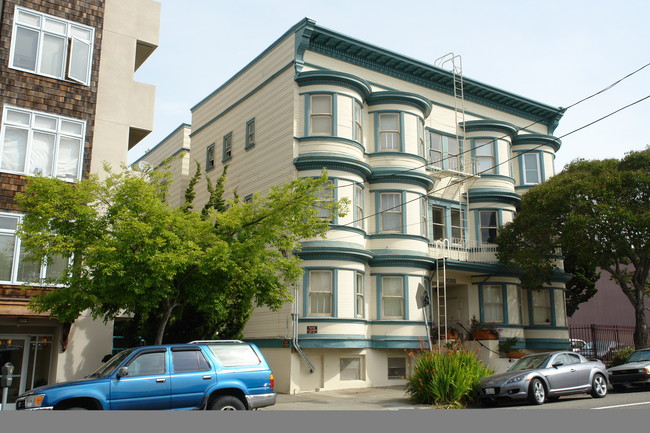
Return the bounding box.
[314,180,334,221]
[482,285,504,323]
[355,272,365,318]
[354,184,364,230]
[522,152,541,185]
[309,270,332,316]
[380,192,402,233]
[353,100,363,142]
[532,289,552,325]
[378,113,400,151]
[222,133,232,162]
[10,7,94,85]
[429,132,443,169]
[381,276,404,319]
[447,137,460,171]
[479,210,498,244]
[420,197,428,238]
[245,119,255,149]
[418,121,425,158]
[206,144,215,170]
[432,206,445,241]
[1,106,84,180]
[475,139,495,174]
[450,208,464,243]
[310,95,332,135]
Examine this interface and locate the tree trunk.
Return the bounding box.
[154,300,179,345]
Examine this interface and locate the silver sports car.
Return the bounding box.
[478,351,609,406]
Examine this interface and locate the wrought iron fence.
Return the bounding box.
[569,324,635,364]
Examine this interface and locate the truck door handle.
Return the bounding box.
[203,376,212,380]
[156,378,166,383]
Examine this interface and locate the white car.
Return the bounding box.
[607,348,650,391]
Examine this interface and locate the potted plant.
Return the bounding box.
[467,316,500,341]
[498,336,524,358]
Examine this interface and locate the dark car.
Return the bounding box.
[15,340,276,410]
[477,351,609,406]
[607,348,650,391]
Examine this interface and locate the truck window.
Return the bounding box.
[172,349,210,372]
[208,344,261,367]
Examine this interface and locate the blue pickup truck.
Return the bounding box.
[15,340,276,410]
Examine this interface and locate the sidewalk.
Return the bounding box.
[261,385,432,411]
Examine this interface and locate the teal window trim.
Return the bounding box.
[375,190,406,234]
[222,132,233,162]
[353,98,363,144]
[376,274,408,320]
[303,268,338,318]
[420,194,428,239]
[245,118,255,150]
[206,143,216,172]
[519,151,545,185]
[479,283,507,324]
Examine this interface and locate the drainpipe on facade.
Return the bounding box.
[292,284,314,373]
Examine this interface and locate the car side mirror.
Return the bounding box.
[552,362,564,368]
[117,366,129,378]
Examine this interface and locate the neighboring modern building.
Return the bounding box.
[0,0,160,404]
[136,18,569,394]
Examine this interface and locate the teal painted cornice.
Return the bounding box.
[366,91,432,117]
[467,188,521,206]
[513,133,562,152]
[462,120,519,138]
[296,20,564,129]
[297,245,374,263]
[370,253,435,269]
[442,259,516,276]
[296,70,372,99]
[368,167,435,190]
[294,153,372,178]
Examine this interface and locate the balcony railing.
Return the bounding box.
[427,155,479,177]
[429,238,500,264]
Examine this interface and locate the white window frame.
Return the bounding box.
[354,183,364,230]
[474,138,495,174]
[353,100,362,142]
[418,120,425,158]
[428,131,443,169]
[9,6,94,85]
[310,94,332,135]
[378,113,400,151]
[380,192,402,233]
[314,179,334,221]
[0,106,85,180]
[431,206,445,241]
[308,270,333,316]
[381,276,404,319]
[450,208,464,244]
[482,285,504,323]
[420,197,428,238]
[0,212,69,285]
[522,152,541,185]
[532,289,552,325]
[355,272,364,318]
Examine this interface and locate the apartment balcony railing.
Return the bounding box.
[429,238,500,264]
[427,154,479,177]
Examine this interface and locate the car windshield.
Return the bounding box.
[627,350,650,363]
[87,348,135,378]
[507,354,550,371]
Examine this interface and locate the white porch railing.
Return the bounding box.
[429,238,500,264]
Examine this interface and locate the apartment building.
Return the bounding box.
[0,0,160,404]
[141,18,569,393]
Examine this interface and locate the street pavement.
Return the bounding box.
[260,385,432,410]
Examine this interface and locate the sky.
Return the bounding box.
[129,0,650,171]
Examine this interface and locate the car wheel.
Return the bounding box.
[527,378,546,405]
[590,374,608,398]
[209,396,246,411]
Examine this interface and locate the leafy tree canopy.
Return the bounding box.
[16,162,346,344]
[496,147,650,348]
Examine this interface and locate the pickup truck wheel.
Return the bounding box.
[209,396,246,411]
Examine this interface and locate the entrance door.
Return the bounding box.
[0,335,54,405]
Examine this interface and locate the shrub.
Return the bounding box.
[405,345,493,408]
[609,346,635,367]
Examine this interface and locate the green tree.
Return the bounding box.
[16,164,345,344]
[496,148,650,349]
